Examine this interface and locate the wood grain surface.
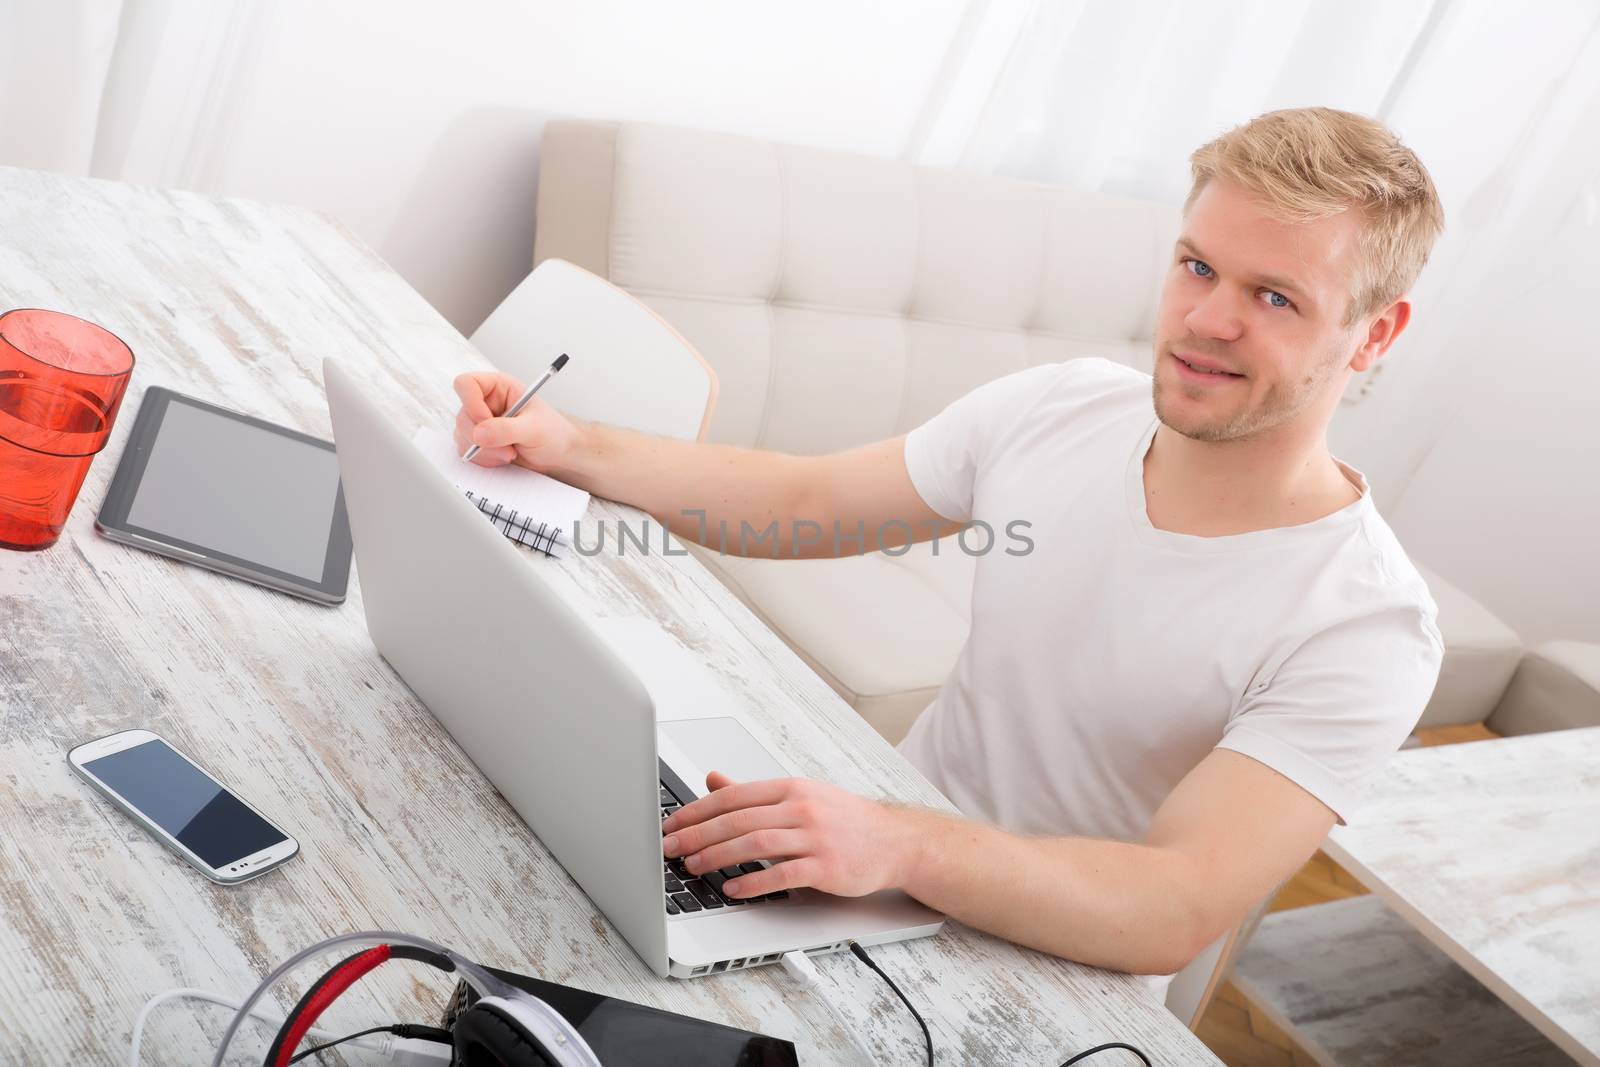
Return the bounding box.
[1325,729,1600,1066]
[1234,895,1574,1066]
[0,166,1219,1066]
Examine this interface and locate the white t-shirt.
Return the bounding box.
[898,358,1443,846]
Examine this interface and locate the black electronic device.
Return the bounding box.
[96,386,353,604]
[443,966,799,1067]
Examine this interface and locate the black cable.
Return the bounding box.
[848,941,933,1067]
[1060,1041,1153,1066]
[287,1022,455,1063]
[848,940,1153,1067]
[286,1024,391,1063]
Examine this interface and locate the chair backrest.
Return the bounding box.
[471,257,718,442]
[1166,893,1277,1028]
[531,120,1179,454]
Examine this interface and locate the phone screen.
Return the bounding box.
[82,739,288,867]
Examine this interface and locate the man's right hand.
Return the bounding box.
[452,371,582,472]
[447,370,952,559]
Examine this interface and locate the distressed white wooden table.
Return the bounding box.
[1324,728,1600,1066]
[0,166,1220,1066]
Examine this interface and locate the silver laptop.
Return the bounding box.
[323,359,943,978]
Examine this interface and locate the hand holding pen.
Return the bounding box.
[452,354,573,469]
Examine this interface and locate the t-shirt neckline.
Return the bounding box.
[1124,417,1373,553]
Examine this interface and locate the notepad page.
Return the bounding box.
[411,427,590,553]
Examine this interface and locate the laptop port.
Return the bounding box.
[711,960,729,973]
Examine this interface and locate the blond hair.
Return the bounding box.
[1186,107,1444,325]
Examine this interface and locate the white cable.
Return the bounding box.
[127,987,395,1067]
[779,951,879,1067]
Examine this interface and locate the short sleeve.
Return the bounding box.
[903,364,1065,522]
[1216,601,1443,824]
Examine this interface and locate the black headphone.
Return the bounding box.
[211,931,601,1067]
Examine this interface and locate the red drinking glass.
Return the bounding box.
[0,309,135,550]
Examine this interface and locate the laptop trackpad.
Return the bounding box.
[659,718,790,801]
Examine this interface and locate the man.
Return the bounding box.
[453,108,1445,986]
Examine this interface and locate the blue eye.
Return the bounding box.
[1263,290,1291,309]
[1183,258,1213,278]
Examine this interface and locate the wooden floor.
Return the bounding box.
[1194,722,1499,1066]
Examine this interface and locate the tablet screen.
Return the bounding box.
[124,398,342,582]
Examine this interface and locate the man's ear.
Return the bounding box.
[1350,298,1412,373]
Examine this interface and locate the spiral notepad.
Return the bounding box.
[412,427,590,558]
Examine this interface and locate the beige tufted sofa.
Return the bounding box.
[524,119,1525,744]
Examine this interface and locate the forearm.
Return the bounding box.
[457,371,934,557]
[545,423,954,558]
[893,808,1213,976]
[545,419,817,555]
[662,757,1327,976]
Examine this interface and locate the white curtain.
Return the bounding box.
[909,0,1597,216]
[0,0,125,174]
[927,0,1438,201]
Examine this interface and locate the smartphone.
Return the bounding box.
[69,729,299,883]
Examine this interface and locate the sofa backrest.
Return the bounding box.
[532,120,1180,454]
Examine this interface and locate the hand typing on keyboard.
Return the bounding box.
[661,772,927,899]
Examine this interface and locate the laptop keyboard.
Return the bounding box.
[660,776,789,917]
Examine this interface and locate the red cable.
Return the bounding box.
[273,944,393,1067]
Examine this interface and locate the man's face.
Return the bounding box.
[1152,177,1366,443]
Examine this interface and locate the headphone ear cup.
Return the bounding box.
[452,1001,557,1067]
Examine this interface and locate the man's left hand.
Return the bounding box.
[661,773,926,899]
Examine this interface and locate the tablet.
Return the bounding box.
[96,387,353,604]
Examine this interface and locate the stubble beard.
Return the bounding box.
[1151,341,1350,444]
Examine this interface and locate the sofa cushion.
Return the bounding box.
[693,538,974,743]
[534,120,1178,457]
[1486,641,1600,736]
[1413,564,1522,729]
